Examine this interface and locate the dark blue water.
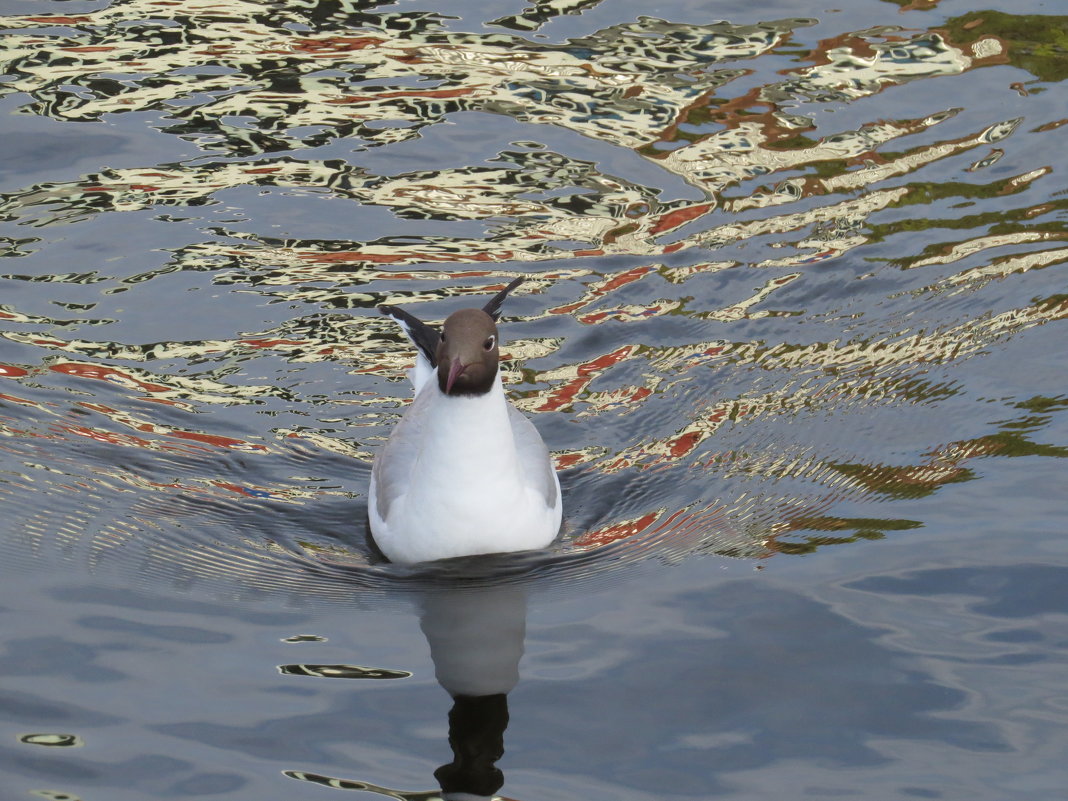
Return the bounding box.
[1,0,1066,798]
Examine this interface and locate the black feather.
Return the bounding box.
[379,278,524,366]
[378,305,440,367]
[481,276,524,321]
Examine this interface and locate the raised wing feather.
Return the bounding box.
[380,304,438,392]
[379,305,439,366]
[482,277,524,321]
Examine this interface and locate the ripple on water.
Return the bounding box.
[0,2,1066,606]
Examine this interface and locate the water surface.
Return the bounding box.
[1,0,1066,798]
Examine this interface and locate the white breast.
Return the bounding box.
[369,376,561,564]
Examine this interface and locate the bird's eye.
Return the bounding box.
[483,335,496,351]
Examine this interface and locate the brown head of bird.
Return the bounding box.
[435,308,500,396]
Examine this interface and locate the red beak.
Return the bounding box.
[445,357,466,394]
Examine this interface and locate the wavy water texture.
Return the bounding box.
[0,1,1066,599]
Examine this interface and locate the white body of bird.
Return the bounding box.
[369,280,562,563]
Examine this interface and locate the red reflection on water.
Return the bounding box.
[241,338,306,348]
[213,481,273,498]
[536,344,636,412]
[553,451,588,469]
[572,504,730,552]
[0,392,42,407]
[49,362,171,393]
[649,202,715,235]
[171,430,265,450]
[77,401,266,452]
[548,265,651,316]
[59,424,152,448]
[573,511,661,549]
[291,36,386,55]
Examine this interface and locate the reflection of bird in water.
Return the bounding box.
[371,278,562,564]
[420,585,527,801]
[283,584,528,800]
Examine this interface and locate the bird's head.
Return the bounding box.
[436,308,500,396]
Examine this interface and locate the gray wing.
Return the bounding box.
[508,405,558,508]
[372,389,432,520]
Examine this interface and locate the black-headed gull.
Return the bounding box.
[370,278,562,563]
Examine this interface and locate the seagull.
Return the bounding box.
[370,277,562,564]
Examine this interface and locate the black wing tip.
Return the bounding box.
[483,276,526,321]
[379,304,418,325]
[381,275,525,325]
[379,302,439,366]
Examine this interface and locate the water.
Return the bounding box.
[1,0,1066,798]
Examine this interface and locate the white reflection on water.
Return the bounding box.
[0,0,1067,798]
